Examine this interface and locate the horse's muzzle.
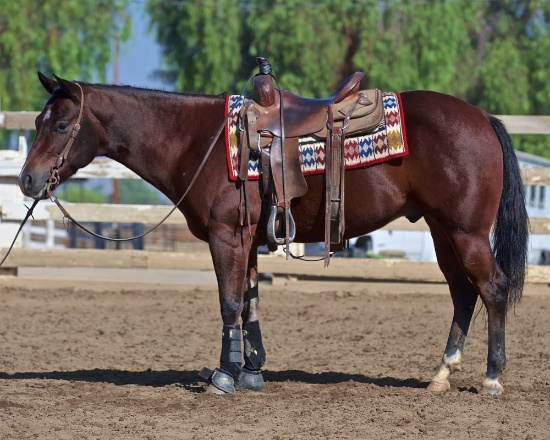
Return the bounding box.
[18,170,50,200]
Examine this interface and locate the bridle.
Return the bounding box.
[45,82,84,198]
[0,83,85,267]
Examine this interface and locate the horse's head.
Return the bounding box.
[19,73,107,199]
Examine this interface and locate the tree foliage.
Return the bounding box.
[57,180,164,204]
[58,183,109,204]
[0,0,131,111]
[147,0,242,94]
[118,180,165,205]
[147,0,550,157]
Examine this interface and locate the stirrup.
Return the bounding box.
[267,205,296,245]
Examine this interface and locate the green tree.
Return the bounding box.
[244,0,350,96]
[118,180,165,205]
[352,1,478,93]
[0,0,131,111]
[58,183,109,203]
[147,0,550,158]
[147,0,243,94]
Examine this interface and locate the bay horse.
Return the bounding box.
[18,73,528,395]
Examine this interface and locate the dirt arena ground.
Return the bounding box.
[0,270,549,439]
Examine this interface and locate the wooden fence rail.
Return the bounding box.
[3,112,550,134]
[1,248,549,285]
[2,112,549,283]
[1,200,550,234]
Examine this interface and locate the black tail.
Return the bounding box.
[488,116,530,309]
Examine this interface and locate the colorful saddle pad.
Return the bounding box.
[225,92,408,181]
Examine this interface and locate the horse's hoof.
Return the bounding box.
[480,378,504,396]
[236,368,265,391]
[206,384,230,395]
[207,369,235,394]
[427,380,450,392]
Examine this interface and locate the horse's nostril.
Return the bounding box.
[25,174,32,189]
[18,173,31,195]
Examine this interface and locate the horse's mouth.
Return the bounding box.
[18,173,53,200]
[35,185,49,200]
[23,184,48,201]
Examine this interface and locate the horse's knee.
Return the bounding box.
[220,294,243,324]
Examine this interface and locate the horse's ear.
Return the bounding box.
[37,72,57,95]
[52,74,81,99]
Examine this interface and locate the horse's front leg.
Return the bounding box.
[205,222,252,394]
[236,247,267,391]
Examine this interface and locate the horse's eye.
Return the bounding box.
[56,122,69,133]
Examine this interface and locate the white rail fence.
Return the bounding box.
[1,112,550,282]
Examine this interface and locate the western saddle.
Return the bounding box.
[238,57,383,264]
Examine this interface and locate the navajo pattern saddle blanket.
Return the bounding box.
[224,92,408,181]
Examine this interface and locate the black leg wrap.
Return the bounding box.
[242,320,266,371]
[219,324,242,379]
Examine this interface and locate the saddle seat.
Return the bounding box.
[254,71,366,139]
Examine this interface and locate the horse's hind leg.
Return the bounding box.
[429,219,508,394]
[426,220,478,392]
[236,248,267,391]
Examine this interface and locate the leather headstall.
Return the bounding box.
[46,82,85,198]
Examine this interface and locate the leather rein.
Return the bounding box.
[48,82,230,243]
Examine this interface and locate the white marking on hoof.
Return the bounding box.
[427,379,451,392]
[206,384,229,395]
[428,351,462,392]
[481,378,504,396]
[443,352,463,373]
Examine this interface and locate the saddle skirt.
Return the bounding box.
[224,91,408,181]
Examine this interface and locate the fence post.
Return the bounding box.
[0,137,28,249]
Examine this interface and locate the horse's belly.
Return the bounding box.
[291,165,412,242]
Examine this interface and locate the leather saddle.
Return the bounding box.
[238,57,384,264]
[251,74,382,140]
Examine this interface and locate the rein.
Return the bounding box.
[48,83,231,243]
[0,200,39,267]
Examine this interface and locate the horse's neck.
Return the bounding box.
[97,88,225,198]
